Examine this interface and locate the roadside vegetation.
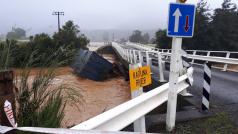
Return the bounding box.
[15,65,81,131]
[0,20,86,132]
[175,112,238,134]
[1,20,89,68]
[155,0,238,51]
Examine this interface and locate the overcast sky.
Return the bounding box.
[1,0,238,35]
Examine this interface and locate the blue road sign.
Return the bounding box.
[167,3,196,38]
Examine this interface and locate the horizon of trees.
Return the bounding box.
[155,0,238,51]
[129,30,151,44]
[0,20,89,68]
[6,27,26,40]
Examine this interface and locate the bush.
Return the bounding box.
[0,40,14,70]
[15,60,82,133]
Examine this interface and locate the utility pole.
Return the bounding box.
[52,11,64,32]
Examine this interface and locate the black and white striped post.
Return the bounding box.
[202,63,212,111]
[180,50,193,96]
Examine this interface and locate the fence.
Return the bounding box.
[126,42,238,71]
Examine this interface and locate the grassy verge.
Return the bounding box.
[175,112,238,134]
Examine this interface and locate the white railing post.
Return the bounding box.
[127,49,130,62]
[223,52,230,71]
[158,52,166,82]
[123,49,126,59]
[206,51,211,63]
[146,51,150,66]
[191,51,196,64]
[129,63,146,133]
[133,50,137,64]
[129,50,132,63]
[139,51,143,64]
[124,49,127,60]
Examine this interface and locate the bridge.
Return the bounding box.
[70,42,238,132]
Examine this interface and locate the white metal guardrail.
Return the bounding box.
[127,42,238,71]
[71,74,189,131]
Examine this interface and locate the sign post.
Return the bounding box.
[166,0,196,131]
[129,63,152,132]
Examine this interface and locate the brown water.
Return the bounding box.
[60,74,130,127]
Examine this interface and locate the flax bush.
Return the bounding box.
[0,40,13,70]
[12,51,82,133]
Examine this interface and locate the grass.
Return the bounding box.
[0,40,12,70]
[175,112,238,134]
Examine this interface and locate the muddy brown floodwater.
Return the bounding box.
[14,67,131,128]
[14,54,131,128]
[60,73,131,127]
[213,64,238,72]
[62,53,131,127]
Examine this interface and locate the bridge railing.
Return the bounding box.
[71,74,189,131]
[127,42,238,71]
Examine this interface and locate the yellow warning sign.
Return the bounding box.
[129,66,152,92]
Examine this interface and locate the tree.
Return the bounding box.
[183,0,212,50]
[142,33,150,44]
[129,30,143,43]
[6,27,26,40]
[155,29,171,49]
[53,20,89,49]
[209,0,238,51]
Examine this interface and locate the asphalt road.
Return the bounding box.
[152,64,238,107]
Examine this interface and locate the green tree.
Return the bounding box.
[142,33,150,44]
[155,29,171,49]
[129,30,143,43]
[6,27,26,40]
[209,0,238,51]
[53,20,89,50]
[31,33,55,50]
[183,0,211,50]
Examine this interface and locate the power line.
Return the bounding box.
[52,11,64,32]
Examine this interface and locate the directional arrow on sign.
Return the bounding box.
[173,8,182,33]
[184,16,190,32]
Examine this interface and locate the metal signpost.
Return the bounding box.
[166,0,196,131]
